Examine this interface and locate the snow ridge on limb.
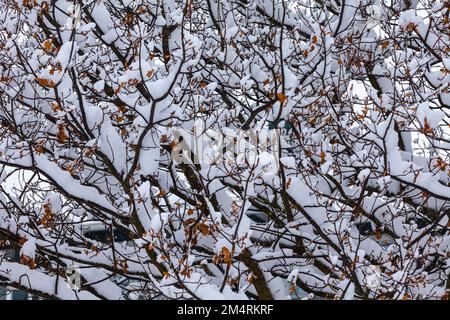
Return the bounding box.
[0,0,449,300]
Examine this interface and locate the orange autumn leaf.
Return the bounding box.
[124,12,133,26]
[36,77,55,88]
[42,39,53,52]
[406,22,416,32]
[119,127,127,136]
[57,124,69,143]
[289,283,297,293]
[169,140,177,149]
[66,163,74,174]
[198,223,210,236]
[305,150,313,158]
[421,117,434,135]
[20,255,36,269]
[51,102,62,112]
[39,207,54,228]
[41,1,49,12]
[183,218,196,226]
[128,78,139,86]
[277,93,287,104]
[180,267,192,278]
[221,247,232,264]
[117,104,127,113]
[34,144,45,155]
[320,151,326,164]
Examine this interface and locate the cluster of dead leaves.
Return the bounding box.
[277,92,287,105]
[39,202,55,228]
[213,247,233,266]
[434,157,448,171]
[36,77,56,88]
[57,123,69,143]
[42,39,55,54]
[421,117,435,135]
[20,254,36,269]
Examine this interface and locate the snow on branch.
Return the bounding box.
[0,0,449,300]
